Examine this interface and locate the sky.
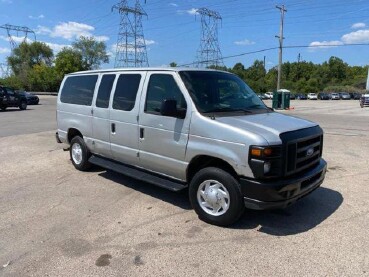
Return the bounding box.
[0,0,369,71]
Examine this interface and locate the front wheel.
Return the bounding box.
[70,136,91,171]
[189,167,245,226]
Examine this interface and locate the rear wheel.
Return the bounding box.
[70,136,91,171]
[189,167,245,226]
[19,101,27,110]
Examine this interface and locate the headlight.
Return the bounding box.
[249,145,282,178]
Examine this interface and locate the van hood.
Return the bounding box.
[215,111,317,144]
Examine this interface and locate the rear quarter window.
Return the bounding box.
[60,75,98,106]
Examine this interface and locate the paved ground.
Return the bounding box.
[0,97,368,276]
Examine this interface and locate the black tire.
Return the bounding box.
[70,136,92,171]
[19,101,27,110]
[189,167,245,226]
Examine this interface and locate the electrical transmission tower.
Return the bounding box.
[0,24,36,50]
[196,8,224,68]
[112,0,149,68]
[0,63,10,78]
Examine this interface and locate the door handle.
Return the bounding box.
[111,123,116,134]
[140,127,144,139]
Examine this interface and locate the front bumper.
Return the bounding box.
[240,159,327,210]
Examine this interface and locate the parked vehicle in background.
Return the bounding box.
[360,94,369,108]
[264,92,273,99]
[330,93,340,100]
[56,68,327,226]
[0,86,27,111]
[296,93,307,100]
[289,93,296,100]
[318,92,330,100]
[307,93,318,100]
[257,93,267,100]
[340,92,351,100]
[16,91,39,105]
[349,92,362,100]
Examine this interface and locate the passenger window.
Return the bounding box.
[112,74,141,111]
[96,74,116,108]
[60,75,98,106]
[7,88,14,96]
[145,74,187,115]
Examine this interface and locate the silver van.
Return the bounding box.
[56,68,327,226]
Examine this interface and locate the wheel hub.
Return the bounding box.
[71,143,83,165]
[197,180,230,216]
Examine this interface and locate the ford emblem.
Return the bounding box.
[306,148,314,157]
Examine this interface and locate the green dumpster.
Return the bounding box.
[282,92,290,109]
[272,91,281,109]
[273,90,291,109]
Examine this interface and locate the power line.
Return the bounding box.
[178,43,369,67]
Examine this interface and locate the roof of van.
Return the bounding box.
[67,67,226,75]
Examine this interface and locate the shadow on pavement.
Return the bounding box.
[232,187,343,236]
[98,169,342,235]
[98,170,191,210]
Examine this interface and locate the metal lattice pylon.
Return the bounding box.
[112,0,149,68]
[196,8,224,68]
[0,62,10,78]
[0,24,36,50]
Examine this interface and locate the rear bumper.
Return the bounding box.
[240,159,327,210]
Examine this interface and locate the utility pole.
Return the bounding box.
[275,5,287,90]
[263,55,266,73]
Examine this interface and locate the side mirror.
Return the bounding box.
[160,99,185,119]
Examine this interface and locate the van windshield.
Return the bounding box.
[179,71,268,115]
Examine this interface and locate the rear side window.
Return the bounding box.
[96,74,116,108]
[60,75,98,106]
[113,74,141,111]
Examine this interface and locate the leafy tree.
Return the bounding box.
[72,36,109,70]
[55,47,84,77]
[7,41,53,76]
[169,62,177,67]
[28,64,59,92]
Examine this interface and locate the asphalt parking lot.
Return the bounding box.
[0,96,368,276]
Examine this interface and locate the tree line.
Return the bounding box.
[209,57,368,93]
[1,38,368,93]
[0,36,109,92]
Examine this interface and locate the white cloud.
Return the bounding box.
[351,22,366,29]
[341,29,369,44]
[187,8,198,15]
[29,14,45,20]
[0,35,33,44]
[145,39,156,46]
[234,39,255,46]
[45,42,70,53]
[0,47,10,54]
[308,40,343,51]
[169,3,178,7]
[36,22,109,42]
[51,22,94,40]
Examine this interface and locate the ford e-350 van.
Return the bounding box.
[56,68,327,226]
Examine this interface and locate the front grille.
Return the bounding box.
[280,126,324,177]
[285,134,322,175]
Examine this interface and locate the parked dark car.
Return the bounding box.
[318,92,330,100]
[0,86,27,111]
[340,92,351,100]
[16,91,39,105]
[296,93,307,100]
[350,92,362,100]
[289,93,296,100]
